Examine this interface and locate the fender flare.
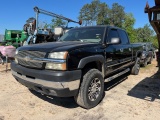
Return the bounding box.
[78,55,105,77]
[136,50,142,58]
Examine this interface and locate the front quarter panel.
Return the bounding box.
[67,45,104,70]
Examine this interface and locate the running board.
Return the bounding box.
[105,68,130,82]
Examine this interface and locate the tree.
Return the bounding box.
[79,3,92,26]
[151,36,158,48]
[78,0,110,26]
[79,0,101,26]
[50,17,66,28]
[97,2,109,25]
[90,0,101,24]
[108,3,125,27]
[122,13,136,43]
[136,24,154,42]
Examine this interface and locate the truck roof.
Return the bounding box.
[70,25,123,30]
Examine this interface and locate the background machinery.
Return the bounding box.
[23,6,82,46]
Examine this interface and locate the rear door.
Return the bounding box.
[105,28,132,75]
[105,28,122,75]
[117,29,133,69]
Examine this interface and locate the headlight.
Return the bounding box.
[46,51,68,70]
[15,49,19,55]
[45,63,66,70]
[48,51,68,59]
[15,58,18,64]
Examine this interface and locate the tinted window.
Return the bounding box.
[119,30,129,44]
[60,27,105,43]
[107,29,119,42]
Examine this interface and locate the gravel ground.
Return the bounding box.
[0,60,160,120]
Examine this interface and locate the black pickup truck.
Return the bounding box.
[11,26,143,109]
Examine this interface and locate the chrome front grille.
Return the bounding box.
[17,51,46,69]
[18,51,46,58]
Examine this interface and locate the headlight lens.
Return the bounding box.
[45,63,66,70]
[48,52,68,59]
[15,58,18,64]
[15,49,19,64]
[15,49,19,55]
[46,51,68,70]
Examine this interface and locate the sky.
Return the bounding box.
[0,0,155,34]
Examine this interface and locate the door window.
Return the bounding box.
[107,29,119,42]
[118,30,129,44]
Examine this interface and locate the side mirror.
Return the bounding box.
[107,38,120,45]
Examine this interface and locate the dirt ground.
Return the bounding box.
[0,60,160,120]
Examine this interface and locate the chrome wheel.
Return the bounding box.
[88,78,101,101]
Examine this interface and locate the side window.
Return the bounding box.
[107,29,119,42]
[119,30,129,44]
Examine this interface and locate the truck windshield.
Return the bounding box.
[59,27,105,43]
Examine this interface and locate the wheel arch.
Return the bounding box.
[78,55,105,77]
[136,50,142,58]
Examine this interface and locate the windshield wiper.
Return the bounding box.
[74,39,84,42]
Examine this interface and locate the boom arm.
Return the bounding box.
[34,6,82,29]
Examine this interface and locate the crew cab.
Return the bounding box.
[11,26,142,109]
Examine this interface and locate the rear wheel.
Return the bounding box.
[74,69,104,109]
[148,56,153,64]
[131,58,140,75]
[142,60,147,67]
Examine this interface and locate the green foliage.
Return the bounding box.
[108,3,125,27]
[79,4,92,26]
[79,1,125,27]
[151,35,158,49]
[122,13,136,43]
[79,0,109,26]
[50,17,66,28]
[97,3,109,25]
[135,24,154,42]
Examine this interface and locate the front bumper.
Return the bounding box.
[11,62,81,97]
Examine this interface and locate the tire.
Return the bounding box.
[74,69,104,109]
[142,60,147,67]
[148,56,153,64]
[131,58,140,75]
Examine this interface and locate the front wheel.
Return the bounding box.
[74,69,104,109]
[131,58,140,75]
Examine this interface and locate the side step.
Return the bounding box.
[105,68,130,82]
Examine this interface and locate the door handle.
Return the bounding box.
[120,48,123,52]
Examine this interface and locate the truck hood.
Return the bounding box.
[18,41,100,53]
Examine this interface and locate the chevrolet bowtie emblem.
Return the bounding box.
[24,56,31,61]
